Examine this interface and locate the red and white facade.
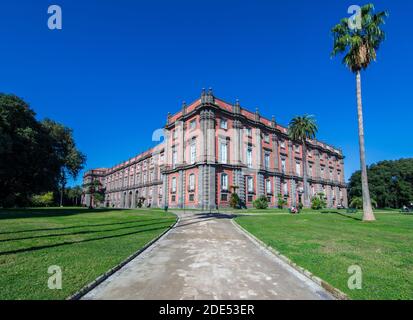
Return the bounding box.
[82,90,348,209]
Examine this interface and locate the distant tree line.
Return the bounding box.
[0,94,86,207]
[348,158,413,209]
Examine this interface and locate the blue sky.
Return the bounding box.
[1,0,412,186]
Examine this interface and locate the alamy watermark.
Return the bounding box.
[348,5,362,30]
[48,265,62,290]
[347,265,362,290]
[47,5,62,30]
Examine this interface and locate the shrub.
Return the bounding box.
[253,195,268,210]
[31,192,54,207]
[277,194,287,209]
[349,197,377,209]
[137,197,146,208]
[311,193,327,210]
[229,193,240,209]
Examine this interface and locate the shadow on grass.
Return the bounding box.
[0,208,120,220]
[0,217,170,236]
[320,210,363,221]
[0,225,172,256]
[0,219,174,243]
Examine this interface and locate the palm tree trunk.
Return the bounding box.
[302,142,309,207]
[356,71,375,221]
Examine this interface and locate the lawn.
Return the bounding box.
[235,210,413,300]
[0,207,176,300]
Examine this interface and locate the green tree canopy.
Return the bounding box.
[348,158,413,208]
[0,94,86,207]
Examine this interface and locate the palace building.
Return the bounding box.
[82,89,348,209]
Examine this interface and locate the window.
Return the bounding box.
[220,142,228,164]
[247,147,253,168]
[296,162,301,175]
[247,176,254,193]
[264,134,270,143]
[189,174,195,191]
[173,130,177,140]
[281,159,286,173]
[221,173,229,191]
[159,187,163,196]
[266,179,272,194]
[264,152,270,169]
[189,194,195,202]
[171,195,176,202]
[295,145,300,153]
[246,128,252,137]
[283,182,288,195]
[280,140,286,149]
[172,148,177,168]
[221,193,228,201]
[190,140,196,164]
[220,119,228,130]
[247,195,253,202]
[190,120,196,130]
[171,177,177,193]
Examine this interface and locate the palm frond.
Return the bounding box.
[331,3,388,73]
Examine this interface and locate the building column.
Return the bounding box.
[162,174,168,208]
[272,134,279,171]
[256,129,262,170]
[178,170,185,209]
[288,141,294,175]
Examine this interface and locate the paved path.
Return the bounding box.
[82,211,333,300]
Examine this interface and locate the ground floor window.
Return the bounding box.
[221,193,228,201]
[189,194,195,202]
[171,195,176,202]
[267,196,272,203]
[247,195,253,203]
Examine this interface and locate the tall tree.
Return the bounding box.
[349,158,413,208]
[288,115,318,208]
[0,94,60,206]
[42,119,86,207]
[331,4,388,221]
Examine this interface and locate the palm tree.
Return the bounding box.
[288,115,318,208]
[331,3,388,221]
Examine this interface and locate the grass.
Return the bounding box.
[0,207,176,300]
[235,210,413,300]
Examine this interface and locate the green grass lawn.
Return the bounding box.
[235,210,413,300]
[0,207,176,300]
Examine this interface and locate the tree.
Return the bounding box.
[42,119,86,207]
[229,193,240,209]
[31,192,54,207]
[348,158,413,208]
[288,115,318,208]
[66,186,83,206]
[350,196,377,210]
[0,94,61,206]
[83,179,105,208]
[331,4,388,221]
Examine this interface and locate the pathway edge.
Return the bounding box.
[231,218,349,300]
[67,212,180,300]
